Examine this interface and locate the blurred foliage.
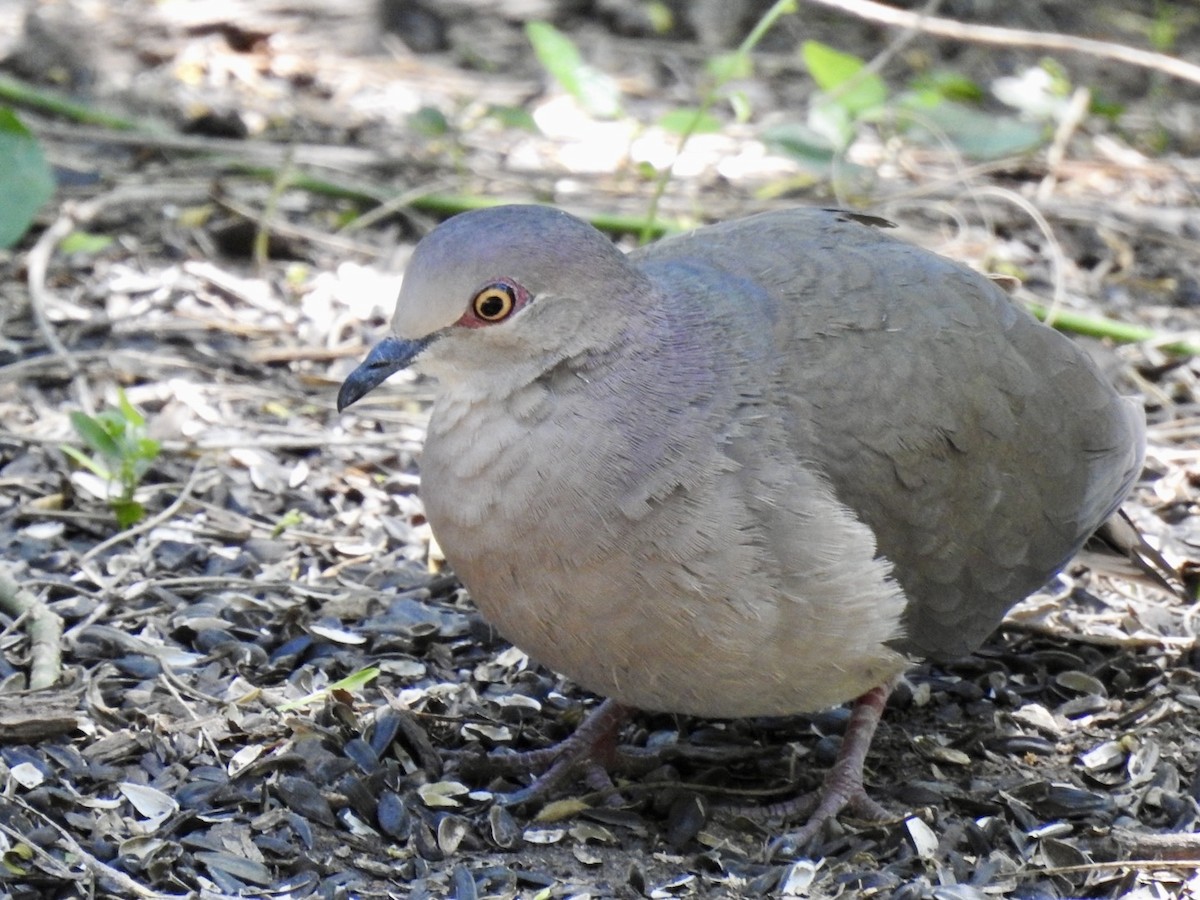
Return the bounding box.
[526,21,623,119]
[0,108,54,248]
[782,40,1052,162]
[523,1,1083,213]
[59,230,114,255]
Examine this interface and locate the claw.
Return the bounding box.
[765,682,895,859]
[458,680,900,854]
[483,698,629,807]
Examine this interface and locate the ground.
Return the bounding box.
[3,0,1200,897]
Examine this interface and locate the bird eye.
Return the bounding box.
[471,283,517,322]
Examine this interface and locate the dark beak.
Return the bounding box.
[337,335,430,411]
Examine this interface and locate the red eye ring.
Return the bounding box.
[472,283,516,322]
[458,280,529,328]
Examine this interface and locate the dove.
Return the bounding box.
[338,204,1144,849]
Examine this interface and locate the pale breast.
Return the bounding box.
[420,374,910,718]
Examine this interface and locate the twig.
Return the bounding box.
[31,120,387,169]
[41,122,683,239]
[211,195,384,257]
[803,0,1200,87]
[404,193,680,238]
[79,464,205,564]
[228,163,388,203]
[233,178,682,238]
[25,204,85,377]
[868,103,988,226]
[59,599,112,648]
[247,344,370,364]
[157,671,224,759]
[1001,618,1190,650]
[0,817,79,884]
[891,190,1200,353]
[26,185,219,409]
[0,428,422,452]
[1037,86,1091,204]
[832,0,944,107]
[0,566,63,690]
[338,178,459,234]
[875,0,944,71]
[0,349,208,383]
[5,796,241,900]
[1026,859,1200,877]
[973,186,1068,318]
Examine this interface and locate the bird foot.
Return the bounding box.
[753,682,897,859]
[765,783,891,860]
[462,702,772,810]
[466,698,632,807]
[461,679,900,849]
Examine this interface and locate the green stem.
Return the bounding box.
[229,167,683,237]
[737,0,799,52]
[0,75,143,131]
[254,151,296,267]
[228,164,386,203]
[406,194,681,238]
[409,194,680,237]
[1024,300,1200,356]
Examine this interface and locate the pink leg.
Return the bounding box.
[766,681,895,858]
[469,681,898,842]
[488,698,629,806]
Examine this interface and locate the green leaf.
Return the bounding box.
[134,437,161,462]
[59,230,113,255]
[60,444,111,479]
[116,387,146,428]
[808,98,856,149]
[1038,57,1072,96]
[93,410,129,446]
[485,104,540,131]
[1,839,33,876]
[70,411,121,459]
[276,666,381,711]
[761,122,838,165]
[272,508,304,537]
[407,106,450,137]
[64,393,160,526]
[525,21,622,118]
[897,96,1046,159]
[908,71,983,103]
[646,1,674,33]
[801,41,862,92]
[331,667,380,693]
[0,108,55,249]
[1149,9,1178,53]
[727,90,752,124]
[658,108,722,135]
[801,41,887,117]
[1089,95,1124,121]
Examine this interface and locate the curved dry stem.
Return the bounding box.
[806,0,1200,87]
[0,565,63,690]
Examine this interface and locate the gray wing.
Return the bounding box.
[634,209,1144,659]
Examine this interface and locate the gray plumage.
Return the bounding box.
[339,205,1144,719]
